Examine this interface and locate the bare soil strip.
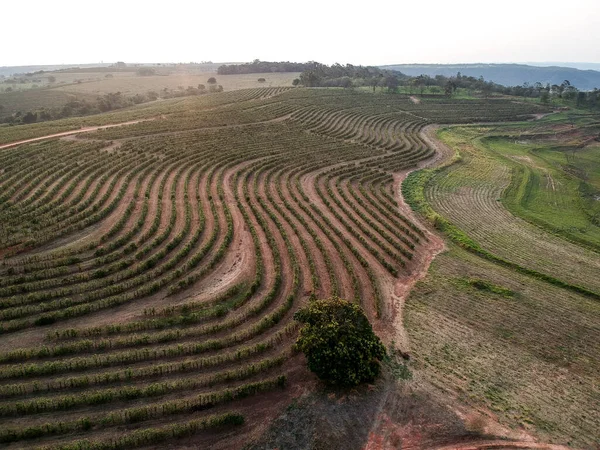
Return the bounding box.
[385,125,453,352]
[0,119,156,150]
[434,440,572,450]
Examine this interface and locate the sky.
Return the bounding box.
[2,0,599,67]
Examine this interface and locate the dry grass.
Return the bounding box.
[405,244,600,449]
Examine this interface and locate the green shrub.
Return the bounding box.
[294,296,385,386]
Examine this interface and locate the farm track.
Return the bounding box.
[386,125,452,351]
[0,88,565,449]
[0,119,156,150]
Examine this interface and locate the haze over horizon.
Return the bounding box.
[3,0,599,68]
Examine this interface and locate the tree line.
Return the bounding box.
[217,60,323,75]
[294,63,600,108]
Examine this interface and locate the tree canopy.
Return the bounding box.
[136,67,156,76]
[217,60,318,75]
[294,297,386,386]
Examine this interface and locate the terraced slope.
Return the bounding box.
[0,89,550,449]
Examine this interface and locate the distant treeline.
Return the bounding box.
[297,63,404,88]
[217,60,321,75]
[382,63,600,92]
[297,63,600,108]
[0,84,223,125]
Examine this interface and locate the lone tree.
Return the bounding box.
[207,77,217,84]
[294,297,386,386]
[384,75,399,92]
[444,80,457,97]
[257,77,266,83]
[136,67,156,76]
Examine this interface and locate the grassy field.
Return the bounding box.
[1,86,595,448]
[1,71,124,92]
[424,122,600,293]
[405,243,600,448]
[480,113,600,247]
[402,111,600,449]
[486,136,600,244]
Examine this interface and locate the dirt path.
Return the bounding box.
[0,119,156,150]
[383,125,454,353]
[433,440,572,450]
[529,111,559,121]
[0,112,290,156]
[61,134,122,153]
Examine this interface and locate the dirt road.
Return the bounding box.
[0,119,154,150]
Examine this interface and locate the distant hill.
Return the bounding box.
[525,62,600,71]
[380,64,600,91]
[0,64,112,77]
[0,62,226,78]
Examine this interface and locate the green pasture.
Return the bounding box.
[481,126,600,249]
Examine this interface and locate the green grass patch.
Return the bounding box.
[402,126,600,301]
[458,277,515,297]
[481,135,600,250]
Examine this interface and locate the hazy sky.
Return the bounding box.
[3,0,599,67]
